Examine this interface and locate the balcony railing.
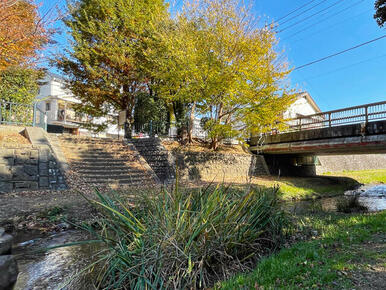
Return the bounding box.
[57,109,87,123]
[281,100,386,133]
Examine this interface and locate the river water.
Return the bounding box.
[13,230,98,290]
[11,184,386,289]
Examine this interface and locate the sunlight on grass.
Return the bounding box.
[219,211,386,289]
[323,169,386,184]
[250,176,359,201]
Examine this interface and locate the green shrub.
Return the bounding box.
[82,184,286,289]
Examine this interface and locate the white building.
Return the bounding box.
[191,92,322,140]
[284,92,321,119]
[36,73,123,137]
[284,92,323,131]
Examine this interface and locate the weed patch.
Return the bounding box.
[79,185,286,289]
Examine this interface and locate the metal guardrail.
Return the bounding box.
[0,101,47,130]
[282,100,386,133]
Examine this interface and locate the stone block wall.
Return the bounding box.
[316,154,386,174]
[169,151,269,182]
[0,144,66,193]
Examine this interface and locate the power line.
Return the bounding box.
[278,0,329,26]
[301,53,386,81]
[278,0,345,33]
[294,34,386,70]
[290,8,370,45]
[282,0,364,41]
[276,0,319,23]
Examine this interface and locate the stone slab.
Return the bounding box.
[0,255,18,289]
[0,182,12,193]
[0,233,13,255]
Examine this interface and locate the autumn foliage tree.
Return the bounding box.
[0,0,49,70]
[154,0,295,149]
[57,0,295,148]
[57,0,169,137]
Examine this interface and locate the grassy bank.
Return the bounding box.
[251,176,359,201]
[219,211,386,289]
[323,169,386,184]
[246,169,386,201]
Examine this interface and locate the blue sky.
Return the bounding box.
[39,0,386,111]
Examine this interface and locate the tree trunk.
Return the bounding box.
[188,102,196,143]
[124,121,132,139]
[168,102,177,138]
[124,108,132,139]
[210,137,219,150]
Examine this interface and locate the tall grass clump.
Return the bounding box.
[83,184,287,289]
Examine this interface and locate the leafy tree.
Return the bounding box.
[56,0,168,137]
[0,66,43,104]
[0,66,44,124]
[374,0,386,27]
[0,0,49,71]
[133,93,168,135]
[181,0,296,150]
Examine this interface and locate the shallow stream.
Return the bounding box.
[11,184,386,289]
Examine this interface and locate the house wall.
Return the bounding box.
[284,95,319,119]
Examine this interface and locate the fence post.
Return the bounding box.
[299,118,302,131]
[32,103,37,127]
[44,112,48,131]
[365,106,368,124]
[328,112,332,127]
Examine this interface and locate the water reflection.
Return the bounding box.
[283,184,386,214]
[13,230,99,290]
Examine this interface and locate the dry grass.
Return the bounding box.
[0,130,30,145]
[162,140,250,155]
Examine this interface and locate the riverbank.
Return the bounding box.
[220,211,386,289]
[1,169,385,227]
[3,170,385,289]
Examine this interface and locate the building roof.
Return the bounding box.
[297,91,322,113]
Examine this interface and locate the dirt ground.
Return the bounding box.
[0,130,30,145]
[0,170,159,232]
[348,233,386,289]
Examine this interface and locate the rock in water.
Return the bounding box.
[0,255,18,289]
[358,185,386,212]
[0,233,13,255]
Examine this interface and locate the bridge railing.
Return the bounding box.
[283,100,386,133]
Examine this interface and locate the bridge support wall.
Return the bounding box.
[264,154,317,177]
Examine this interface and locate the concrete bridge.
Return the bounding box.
[249,101,386,176]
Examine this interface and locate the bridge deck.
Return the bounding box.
[250,107,386,155]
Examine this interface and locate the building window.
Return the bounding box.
[46,102,51,111]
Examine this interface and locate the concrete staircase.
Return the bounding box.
[130,138,174,183]
[58,136,157,187]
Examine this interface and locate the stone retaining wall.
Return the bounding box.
[317,154,386,174]
[0,144,66,193]
[169,151,269,182]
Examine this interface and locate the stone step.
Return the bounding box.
[81,174,144,180]
[65,154,135,159]
[83,178,148,185]
[146,161,171,167]
[69,161,129,167]
[77,169,144,175]
[60,140,123,145]
[68,158,129,163]
[74,165,137,171]
[60,144,124,149]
